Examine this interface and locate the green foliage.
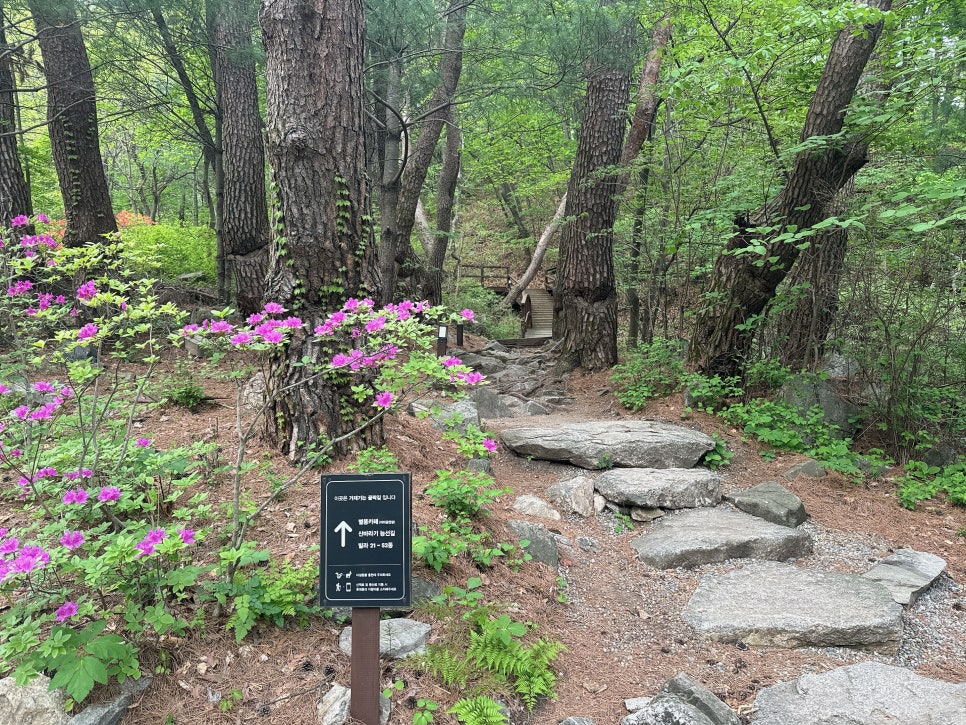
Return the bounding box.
[201,552,321,641]
[896,460,966,510]
[449,696,509,725]
[425,470,509,520]
[346,446,399,473]
[120,223,217,283]
[442,281,518,339]
[612,338,687,410]
[682,372,743,413]
[165,361,206,411]
[701,434,734,470]
[413,698,439,725]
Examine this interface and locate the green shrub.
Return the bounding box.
[425,470,509,520]
[896,460,966,509]
[120,223,217,282]
[165,361,206,411]
[612,338,687,410]
[347,446,399,473]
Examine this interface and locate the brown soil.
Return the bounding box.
[91,347,966,725]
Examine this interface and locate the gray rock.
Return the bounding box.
[466,458,494,475]
[512,494,561,520]
[317,684,389,725]
[823,353,859,378]
[621,694,715,725]
[630,506,664,522]
[595,468,721,509]
[923,444,958,468]
[684,561,903,653]
[862,548,947,606]
[751,661,966,725]
[724,481,807,527]
[624,696,652,712]
[338,618,431,658]
[593,494,607,513]
[575,536,601,553]
[559,718,595,725]
[469,387,514,419]
[431,400,480,434]
[500,421,715,470]
[507,520,559,567]
[70,677,152,725]
[547,476,595,517]
[783,459,826,480]
[778,376,859,439]
[481,340,509,354]
[0,675,71,725]
[184,334,209,358]
[458,353,503,375]
[664,673,739,725]
[518,400,551,416]
[630,508,812,569]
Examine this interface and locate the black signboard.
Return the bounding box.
[320,473,411,607]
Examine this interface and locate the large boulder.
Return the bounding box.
[500,421,715,470]
[0,675,70,725]
[751,662,966,724]
[778,375,860,440]
[684,561,903,653]
[595,468,721,510]
[630,508,812,569]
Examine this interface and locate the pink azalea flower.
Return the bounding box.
[32,381,55,393]
[97,486,121,502]
[263,302,285,314]
[209,320,233,333]
[442,356,462,367]
[331,353,350,368]
[12,405,29,419]
[0,384,10,394]
[76,280,97,300]
[460,308,475,321]
[344,298,360,312]
[483,438,498,453]
[176,528,196,545]
[366,316,387,333]
[230,332,252,346]
[36,214,49,224]
[59,530,84,550]
[0,537,18,554]
[77,323,98,340]
[246,313,264,324]
[261,329,284,344]
[9,214,28,227]
[134,437,151,448]
[62,489,89,505]
[375,391,393,409]
[55,601,78,622]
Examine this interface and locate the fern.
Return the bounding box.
[422,644,473,688]
[449,696,508,725]
[512,639,564,710]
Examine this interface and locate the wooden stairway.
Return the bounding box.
[521,288,554,339]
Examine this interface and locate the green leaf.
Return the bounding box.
[49,655,108,702]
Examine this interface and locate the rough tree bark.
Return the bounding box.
[420,104,460,305]
[259,0,379,462]
[382,0,468,303]
[0,9,31,222]
[552,2,636,370]
[28,0,116,245]
[688,0,893,377]
[213,0,269,315]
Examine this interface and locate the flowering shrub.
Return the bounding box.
[0,215,206,704]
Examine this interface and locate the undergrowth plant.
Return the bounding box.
[895,460,966,510]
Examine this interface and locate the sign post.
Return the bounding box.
[321,473,412,724]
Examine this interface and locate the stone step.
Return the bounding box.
[752,662,966,724]
[596,468,721,510]
[683,561,903,654]
[500,420,715,470]
[630,507,812,569]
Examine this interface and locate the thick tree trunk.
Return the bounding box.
[28,0,116,245]
[260,0,379,462]
[552,3,634,371]
[688,0,893,377]
[421,105,460,305]
[213,0,269,315]
[375,51,403,302]
[0,11,31,222]
[383,0,467,303]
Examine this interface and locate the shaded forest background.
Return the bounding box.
[2,0,965,459]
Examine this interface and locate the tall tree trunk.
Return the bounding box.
[421,105,460,305]
[213,0,269,315]
[502,193,567,307]
[28,0,116,245]
[0,8,31,222]
[688,0,893,377]
[260,0,379,462]
[375,50,403,302]
[552,3,634,371]
[383,0,468,303]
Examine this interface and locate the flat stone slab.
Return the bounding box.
[596,468,721,509]
[630,508,812,569]
[500,421,715,470]
[684,562,903,653]
[724,481,807,527]
[751,661,966,724]
[862,548,947,606]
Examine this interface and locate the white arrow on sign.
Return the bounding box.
[334,520,352,547]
